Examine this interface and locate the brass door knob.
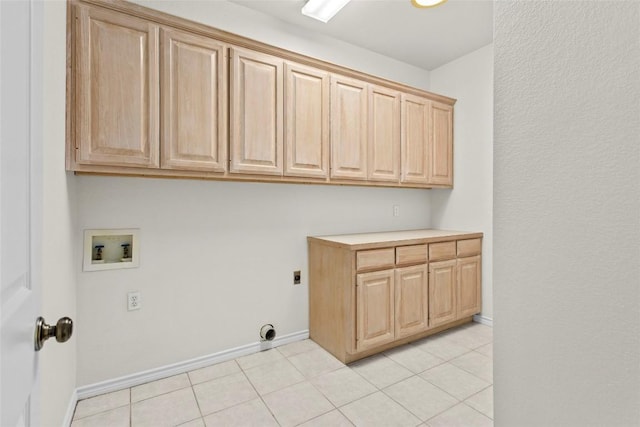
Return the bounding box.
[34,316,73,351]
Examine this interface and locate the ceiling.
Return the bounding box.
[228,0,493,71]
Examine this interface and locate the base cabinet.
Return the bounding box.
[308,230,483,363]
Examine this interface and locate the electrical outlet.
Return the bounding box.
[393,205,400,217]
[127,291,141,311]
[293,270,301,285]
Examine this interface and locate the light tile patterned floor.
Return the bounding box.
[71,322,493,427]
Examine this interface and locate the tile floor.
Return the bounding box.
[71,322,493,427]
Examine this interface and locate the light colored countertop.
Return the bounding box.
[308,229,483,250]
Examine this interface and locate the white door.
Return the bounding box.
[1,1,43,425]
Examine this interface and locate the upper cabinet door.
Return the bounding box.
[429,102,453,186]
[330,75,368,180]
[284,62,330,178]
[75,5,159,168]
[230,47,283,176]
[161,28,227,172]
[400,94,429,184]
[368,86,400,182]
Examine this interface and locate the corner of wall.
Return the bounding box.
[427,43,494,321]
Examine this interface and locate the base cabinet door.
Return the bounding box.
[429,259,457,327]
[395,265,428,339]
[457,256,481,318]
[356,270,395,352]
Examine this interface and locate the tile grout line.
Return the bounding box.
[462,384,494,420]
[236,352,287,426]
[185,369,207,425]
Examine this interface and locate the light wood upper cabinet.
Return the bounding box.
[429,102,453,186]
[284,62,330,178]
[400,94,429,184]
[161,28,227,172]
[457,255,481,318]
[68,1,456,187]
[429,259,457,328]
[330,76,368,180]
[395,264,428,339]
[230,47,283,175]
[356,270,395,352]
[368,86,401,182]
[75,5,159,168]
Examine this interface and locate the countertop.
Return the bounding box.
[308,229,483,250]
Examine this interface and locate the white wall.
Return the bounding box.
[75,1,433,385]
[494,2,640,426]
[40,1,77,425]
[429,44,493,321]
[130,0,431,91]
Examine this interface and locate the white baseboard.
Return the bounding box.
[473,314,493,327]
[62,389,78,427]
[75,329,309,401]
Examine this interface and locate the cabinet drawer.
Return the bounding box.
[457,238,482,257]
[428,241,456,261]
[356,248,395,271]
[395,244,427,266]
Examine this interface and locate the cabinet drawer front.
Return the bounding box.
[356,248,395,271]
[457,238,482,257]
[395,244,427,266]
[428,241,456,261]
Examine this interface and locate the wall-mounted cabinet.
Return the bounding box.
[330,75,368,181]
[161,28,227,172]
[369,85,401,182]
[429,102,454,186]
[67,0,456,189]
[229,47,284,176]
[308,229,482,364]
[74,5,159,168]
[284,63,330,179]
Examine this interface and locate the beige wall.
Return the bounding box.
[493,2,640,425]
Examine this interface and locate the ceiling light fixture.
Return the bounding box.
[411,0,448,8]
[301,0,352,23]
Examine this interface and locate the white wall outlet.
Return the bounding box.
[393,205,400,217]
[127,291,141,311]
